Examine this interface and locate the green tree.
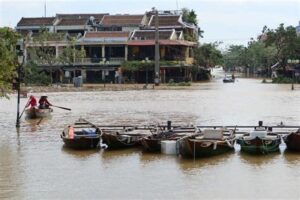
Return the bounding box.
[0,27,20,97]
[263,24,300,69]
[194,42,223,68]
[181,8,204,40]
[26,28,86,84]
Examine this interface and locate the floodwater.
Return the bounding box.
[1,70,300,199]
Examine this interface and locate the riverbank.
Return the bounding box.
[21,82,207,93]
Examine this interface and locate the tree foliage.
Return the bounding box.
[24,62,51,85]
[262,23,300,69]
[194,42,223,68]
[0,27,20,97]
[223,23,299,75]
[181,8,204,40]
[223,41,276,73]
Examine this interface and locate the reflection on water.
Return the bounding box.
[238,152,280,166]
[61,146,99,159]
[1,78,300,199]
[177,152,234,172]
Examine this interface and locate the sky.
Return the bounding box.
[0,0,299,49]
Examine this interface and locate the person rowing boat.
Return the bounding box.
[38,96,52,109]
[25,95,37,109]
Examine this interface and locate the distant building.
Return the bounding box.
[15,9,200,84]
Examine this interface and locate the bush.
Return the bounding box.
[272,76,294,84]
[24,63,51,86]
[167,81,191,86]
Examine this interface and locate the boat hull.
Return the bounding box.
[140,138,161,152]
[179,138,234,158]
[25,107,53,119]
[237,137,281,154]
[101,132,144,150]
[61,136,100,149]
[284,132,300,151]
[223,79,235,83]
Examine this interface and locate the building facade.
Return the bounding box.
[16,10,199,84]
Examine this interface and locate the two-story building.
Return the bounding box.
[16,10,199,84]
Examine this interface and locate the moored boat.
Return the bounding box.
[223,77,235,83]
[101,128,150,150]
[25,107,53,119]
[61,118,101,149]
[140,127,198,152]
[283,129,300,151]
[237,127,281,154]
[178,129,235,158]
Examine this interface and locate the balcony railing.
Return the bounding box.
[74,57,125,65]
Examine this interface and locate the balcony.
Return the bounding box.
[33,57,125,68]
[74,57,125,65]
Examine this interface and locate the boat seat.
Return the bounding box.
[202,130,223,140]
[82,128,97,135]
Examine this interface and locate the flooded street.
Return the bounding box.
[1,75,300,199]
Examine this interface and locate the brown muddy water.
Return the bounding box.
[1,74,300,199]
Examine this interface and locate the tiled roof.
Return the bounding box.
[128,40,195,46]
[149,15,181,27]
[56,13,107,20]
[85,31,130,38]
[56,18,88,26]
[56,13,107,24]
[131,30,173,40]
[100,15,144,26]
[17,17,55,26]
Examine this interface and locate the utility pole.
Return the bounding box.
[16,41,25,127]
[154,8,160,86]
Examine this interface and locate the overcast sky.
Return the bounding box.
[0,0,299,49]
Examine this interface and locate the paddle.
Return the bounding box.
[19,98,31,119]
[50,105,71,111]
[37,117,44,125]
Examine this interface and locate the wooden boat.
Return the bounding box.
[101,128,150,150]
[140,127,198,152]
[237,127,281,154]
[283,129,300,151]
[223,77,235,83]
[25,107,53,119]
[61,118,101,149]
[178,129,235,158]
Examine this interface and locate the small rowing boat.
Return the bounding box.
[140,127,198,152]
[237,127,281,154]
[61,118,101,149]
[178,129,235,158]
[101,128,150,150]
[25,107,53,119]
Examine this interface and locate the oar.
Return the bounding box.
[37,117,44,125]
[51,105,71,111]
[19,98,30,119]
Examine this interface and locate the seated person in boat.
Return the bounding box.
[38,96,52,109]
[25,95,37,108]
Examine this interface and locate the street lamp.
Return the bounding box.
[16,49,24,127]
